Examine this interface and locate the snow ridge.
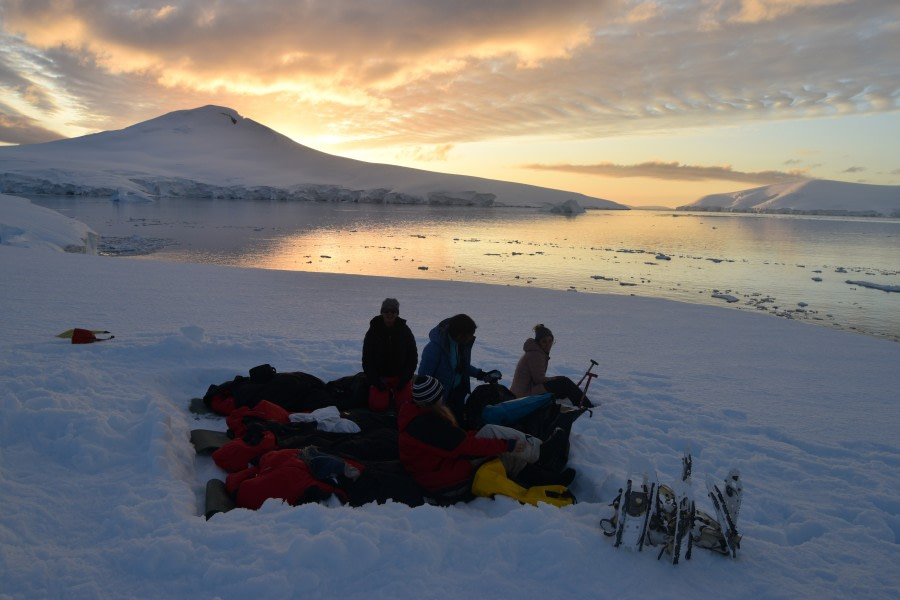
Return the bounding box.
[678,179,900,217]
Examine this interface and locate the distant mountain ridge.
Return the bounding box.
[0,105,626,209]
[677,179,900,217]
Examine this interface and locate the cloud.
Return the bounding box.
[842,166,866,173]
[522,161,808,184]
[0,109,65,145]
[725,0,852,24]
[0,0,897,151]
[401,144,455,162]
[2,1,602,88]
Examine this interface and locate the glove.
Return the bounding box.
[480,369,502,383]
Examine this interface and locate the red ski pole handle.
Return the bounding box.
[577,359,599,386]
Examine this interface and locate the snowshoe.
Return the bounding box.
[691,509,730,555]
[612,472,656,551]
[670,452,695,564]
[706,470,742,558]
[649,450,695,564]
[647,483,675,543]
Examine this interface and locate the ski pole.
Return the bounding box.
[576,359,598,408]
[576,359,598,388]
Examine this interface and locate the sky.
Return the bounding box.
[1,0,899,207]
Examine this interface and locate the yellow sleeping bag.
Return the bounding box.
[471,459,575,508]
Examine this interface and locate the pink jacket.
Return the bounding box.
[510,338,550,397]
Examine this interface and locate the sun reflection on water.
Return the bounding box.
[24,195,900,341]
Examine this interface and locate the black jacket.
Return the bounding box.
[362,315,418,386]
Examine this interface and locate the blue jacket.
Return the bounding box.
[418,318,481,401]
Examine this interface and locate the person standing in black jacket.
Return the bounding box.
[362,298,419,411]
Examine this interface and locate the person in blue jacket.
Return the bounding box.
[418,314,501,424]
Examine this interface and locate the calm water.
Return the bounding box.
[29,196,900,342]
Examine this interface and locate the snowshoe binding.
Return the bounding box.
[649,450,695,564]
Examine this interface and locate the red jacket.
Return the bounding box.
[212,431,278,472]
[225,449,349,510]
[397,402,509,493]
[225,400,291,438]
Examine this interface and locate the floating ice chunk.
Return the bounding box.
[845,280,900,292]
[541,199,586,215]
[110,189,153,203]
[712,293,740,303]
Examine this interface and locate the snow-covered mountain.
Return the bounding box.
[0,105,625,210]
[677,179,900,217]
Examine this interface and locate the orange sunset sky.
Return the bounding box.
[1,0,898,207]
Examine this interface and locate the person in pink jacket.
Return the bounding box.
[510,324,594,408]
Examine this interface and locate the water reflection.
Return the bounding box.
[25,196,900,341]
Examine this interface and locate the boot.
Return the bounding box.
[537,427,568,472]
[514,464,576,488]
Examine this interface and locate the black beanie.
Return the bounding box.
[534,324,553,342]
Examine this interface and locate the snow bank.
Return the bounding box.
[678,179,900,217]
[0,193,98,253]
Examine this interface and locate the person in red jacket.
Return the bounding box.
[398,375,567,501]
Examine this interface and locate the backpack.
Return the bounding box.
[463,383,515,429]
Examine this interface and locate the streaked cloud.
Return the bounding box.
[402,144,456,162]
[2,0,897,143]
[522,160,808,184]
[724,0,851,24]
[0,109,64,144]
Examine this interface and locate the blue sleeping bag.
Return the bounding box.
[481,393,554,425]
